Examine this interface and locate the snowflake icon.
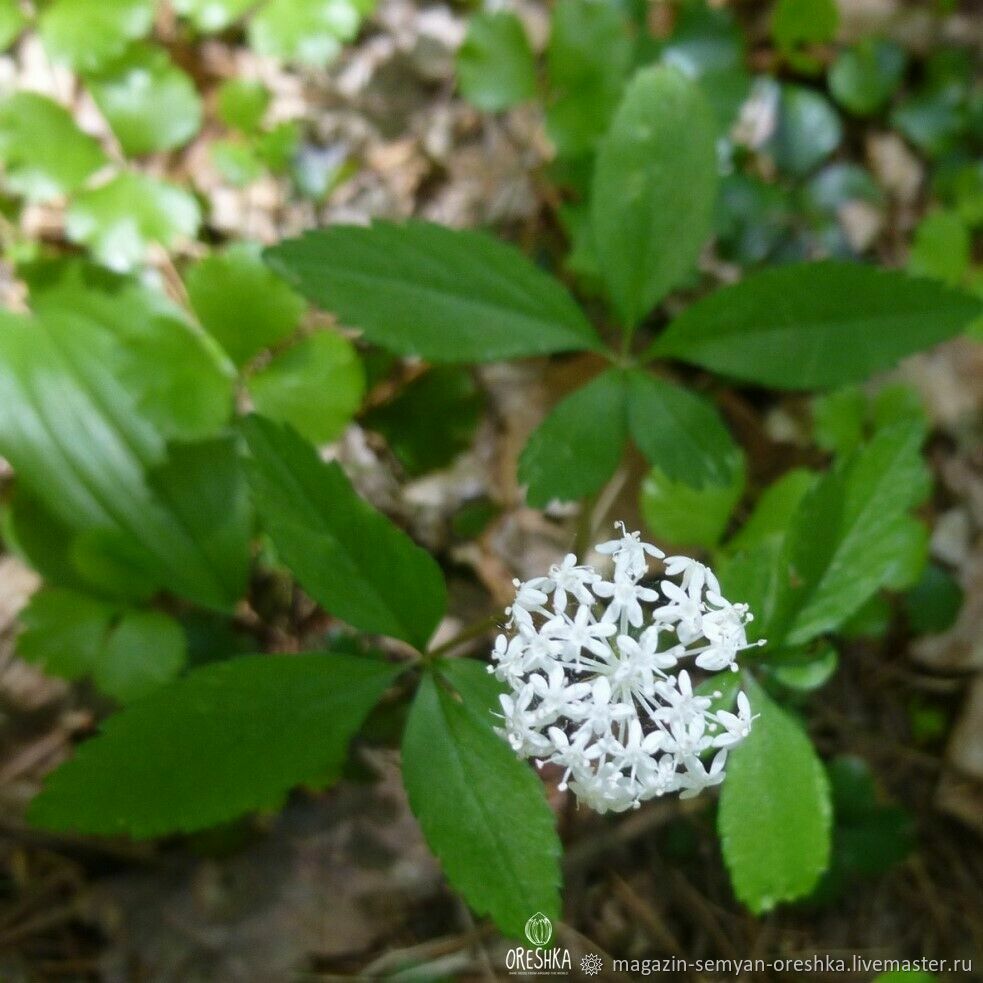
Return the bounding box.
[581,952,603,976]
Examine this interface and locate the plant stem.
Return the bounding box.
[425,613,502,661]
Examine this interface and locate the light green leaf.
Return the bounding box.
[402,672,561,938]
[0,0,26,51]
[458,11,536,112]
[0,93,106,202]
[436,657,506,719]
[39,0,154,72]
[18,588,116,680]
[641,461,744,550]
[772,0,838,70]
[95,610,187,702]
[812,386,866,455]
[248,332,365,444]
[248,0,369,67]
[216,78,271,133]
[242,415,447,649]
[266,221,601,363]
[86,43,203,155]
[66,173,201,271]
[363,367,483,476]
[716,540,794,646]
[0,311,246,611]
[545,0,632,156]
[30,261,234,441]
[187,243,306,367]
[518,369,628,508]
[174,0,256,32]
[725,469,817,555]
[650,263,982,389]
[627,371,740,488]
[829,39,906,117]
[908,210,971,287]
[786,421,930,644]
[718,674,832,913]
[592,66,718,328]
[29,652,399,836]
[18,589,188,702]
[210,138,265,186]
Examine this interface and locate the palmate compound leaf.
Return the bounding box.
[718,673,832,913]
[241,415,446,650]
[650,263,983,389]
[0,310,248,611]
[265,220,602,363]
[402,670,561,939]
[591,65,719,329]
[28,653,400,837]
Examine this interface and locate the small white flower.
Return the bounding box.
[489,524,761,812]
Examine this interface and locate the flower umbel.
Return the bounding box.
[491,523,763,814]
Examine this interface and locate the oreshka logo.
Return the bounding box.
[504,913,572,976]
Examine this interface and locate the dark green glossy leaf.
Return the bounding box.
[242,415,446,649]
[402,672,561,938]
[29,653,399,836]
[266,221,601,363]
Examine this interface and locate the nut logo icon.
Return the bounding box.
[524,911,553,947]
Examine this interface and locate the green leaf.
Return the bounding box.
[829,39,906,117]
[29,652,399,837]
[457,12,536,112]
[174,0,255,32]
[248,332,365,444]
[242,415,446,649]
[592,66,718,328]
[266,221,601,363]
[363,367,483,476]
[771,0,838,70]
[95,609,187,702]
[716,540,794,646]
[248,0,369,67]
[767,85,842,176]
[545,0,632,157]
[216,78,271,133]
[725,469,817,554]
[0,0,26,51]
[519,368,627,508]
[18,589,188,702]
[66,173,201,272]
[186,243,306,367]
[626,371,740,488]
[210,138,266,186]
[435,657,506,718]
[904,563,963,635]
[768,645,838,692]
[146,438,253,606]
[640,461,744,550]
[812,386,866,455]
[718,674,831,913]
[402,672,561,938]
[657,3,750,132]
[86,43,203,155]
[786,421,930,645]
[30,261,235,442]
[908,210,971,287]
[18,588,116,680]
[39,0,154,72]
[0,311,247,611]
[650,263,983,389]
[0,92,106,202]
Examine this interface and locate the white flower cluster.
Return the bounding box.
[491,523,762,814]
